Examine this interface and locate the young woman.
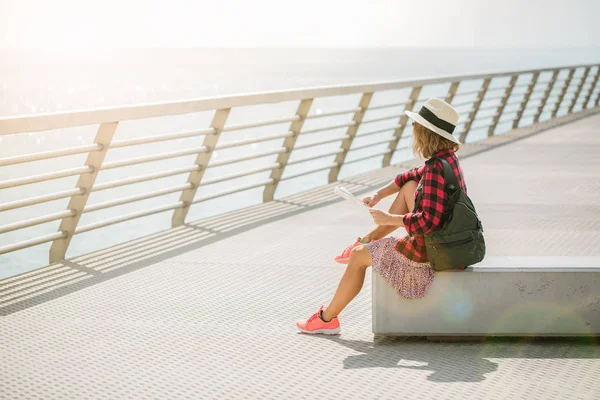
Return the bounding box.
[296,98,467,335]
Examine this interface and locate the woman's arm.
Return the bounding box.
[368,209,405,227]
[375,180,402,198]
[369,161,447,232]
[365,166,426,206]
[394,166,425,188]
[402,160,447,235]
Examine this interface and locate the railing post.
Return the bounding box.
[512,72,540,129]
[382,86,421,168]
[582,67,600,109]
[328,93,373,183]
[49,122,118,263]
[172,108,230,227]
[445,81,460,104]
[552,68,575,118]
[568,67,591,113]
[488,75,518,137]
[460,78,491,143]
[263,99,313,202]
[534,70,559,123]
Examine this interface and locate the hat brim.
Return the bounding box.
[405,110,461,145]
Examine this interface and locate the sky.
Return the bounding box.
[1,0,599,49]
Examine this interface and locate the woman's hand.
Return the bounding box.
[369,209,401,226]
[362,193,381,207]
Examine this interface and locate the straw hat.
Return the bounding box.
[405,98,461,145]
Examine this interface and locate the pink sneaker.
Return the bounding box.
[296,306,341,335]
[334,238,362,264]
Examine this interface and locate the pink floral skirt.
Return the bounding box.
[367,236,434,299]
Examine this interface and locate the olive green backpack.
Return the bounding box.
[413,157,486,271]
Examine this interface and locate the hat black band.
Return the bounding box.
[418,106,456,134]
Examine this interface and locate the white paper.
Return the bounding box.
[333,186,370,209]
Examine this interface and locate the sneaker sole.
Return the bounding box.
[334,257,349,264]
[297,327,341,335]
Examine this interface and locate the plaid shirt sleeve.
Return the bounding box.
[394,166,425,187]
[402,160,447,236]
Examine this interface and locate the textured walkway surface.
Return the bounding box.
[1,110,600,399]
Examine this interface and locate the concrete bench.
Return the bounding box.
[372,257,600,337]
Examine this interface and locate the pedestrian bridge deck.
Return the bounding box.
[1,111,599,399]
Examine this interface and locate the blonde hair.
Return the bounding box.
[412,122,459,159]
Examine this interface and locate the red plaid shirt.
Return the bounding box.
[393,149,467,263]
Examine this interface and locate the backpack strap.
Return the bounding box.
[412,157,460,213]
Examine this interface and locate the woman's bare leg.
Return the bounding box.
[361,180,418,243]
[321,245,373,321]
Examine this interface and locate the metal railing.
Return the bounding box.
[1,63,599,264]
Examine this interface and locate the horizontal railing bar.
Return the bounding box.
[207,147,287,168]
[201,163,280,186]
[287,149,344,165]
[498,111,520,119]
[222,116,300,132]
[2,64,596,135]
[563,89,579,96]
[281,163,339,181]
[93,165,199,192]
[460,109,476,118]
[451,99,476,108]
[0,232,67,256]
[367,101,409,111]
[75,202,185,234]
[485,86,511,92]
[0,210,76,235]
[84,184,193,213]
[294,134,350,150]
[498,101,525,110]
[344,150,389,165]
[512,82,537,89]
[102,147,208,170]
[0,188,84,212]
[215,131,293,150]
[306,107,363,119]
[527,94,545,101]
[480,94,509,102]
[496,107,521,116]
[473,115,497,122]
[192,179,273,204]
[520,110,539,118]
[454,88,484,97]
[418,95,447,102]
[469,121,493,130]
[350,139,392,152]
[357,125,402,137]
[301,121,357,135]
[360,115,399,125]
[393,144,412,153]
[476,104,502,112]
[110,128,215,148]
[0,144,102,167]
[507,90,528,97]
[530,87,550,94]
[0,166,93,190]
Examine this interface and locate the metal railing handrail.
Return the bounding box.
[1,63,599,268]
[1,63,597,135]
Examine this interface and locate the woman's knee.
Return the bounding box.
[400,180,418,194]
[400,181,418,210]
[348,245,372,269]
